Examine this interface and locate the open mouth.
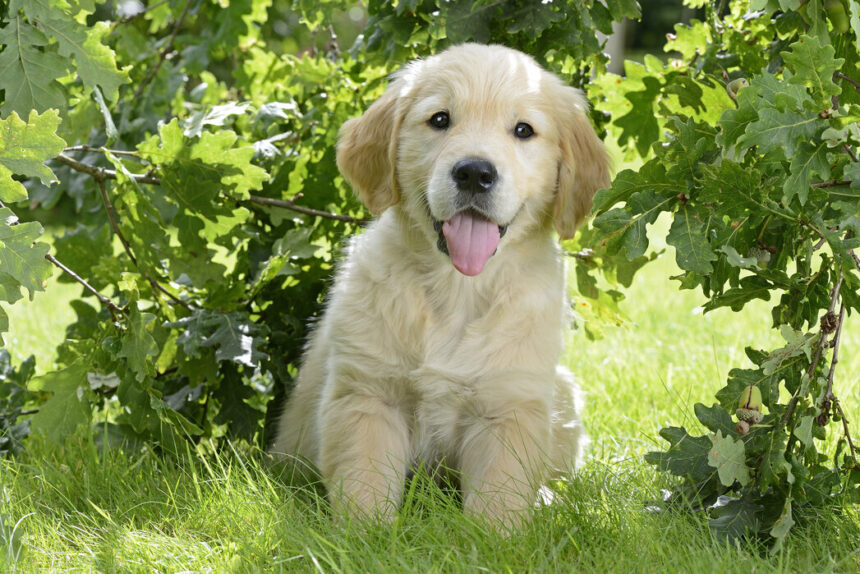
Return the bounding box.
[433,209,509,277]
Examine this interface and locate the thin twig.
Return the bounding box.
[64,145,141,158]
[95,178,138,266]
[835,71,860,93]
[0,198,125,319]
[60,155,192,310]
[132,0,192,101]
[57,154,360,224]
[835,400,860,469]
[54,153,160,185]
[810,180,852,189]
[844,145,859,163]
[44,253,125,319]
[247,194,369,224]
[781,273,843,425]
[824,303,846,402]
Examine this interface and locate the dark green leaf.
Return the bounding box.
[708,494,763,543]
[667,206,716,274]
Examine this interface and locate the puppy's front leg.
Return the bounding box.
[458,401,551,528]
[319,392,410,521]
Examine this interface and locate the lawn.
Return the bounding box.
[3,230,860,572]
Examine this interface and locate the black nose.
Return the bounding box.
[452,158,497,194]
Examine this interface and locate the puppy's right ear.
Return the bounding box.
[336,79,403,215]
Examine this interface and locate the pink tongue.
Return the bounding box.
[442,212,500,276]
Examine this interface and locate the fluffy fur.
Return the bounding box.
[270,43,610,526]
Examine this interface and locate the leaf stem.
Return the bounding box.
[94,177,192,310]
[0,198,126,319]
[95,178,137,267]
[64,145,141,159]
[44,253,125,319]
[132,0,192,101]
[247,194,369,224]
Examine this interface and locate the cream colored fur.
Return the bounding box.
[270,43,610,527]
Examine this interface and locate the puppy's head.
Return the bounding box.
[337,44,610,276]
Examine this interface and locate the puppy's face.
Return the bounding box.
[337,44,610,276]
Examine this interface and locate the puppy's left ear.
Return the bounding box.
[554,88,611,240]
[336,76,405,215]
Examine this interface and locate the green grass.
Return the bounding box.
[3,237,860,572]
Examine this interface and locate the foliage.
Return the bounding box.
[0,1,635,450]
[2,0,859,548]
[0,350,34,456]
[580,0,860,548]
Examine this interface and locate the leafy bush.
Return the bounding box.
[584,0,860,547]
[1,0,859,546]
[0,0,635,447]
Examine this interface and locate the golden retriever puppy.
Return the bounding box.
[271,43,610,526]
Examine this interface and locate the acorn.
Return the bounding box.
[736,420,750,435]
[726,78,749,101]
[746,247,770,268]
[825,0,850,33]
[736,384,764,424]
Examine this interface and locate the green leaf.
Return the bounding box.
[708,494,762,543]
[168,310,269,368]
[0,210,52,298]
[592,161,682,212]
[781,35,844,108]
[645,426,715,482]
[719,246,758,269]
[783,140,831,205]
[695,403,737,436]
[203,313,269,367]
[769,500,794,551]
[26,6,129,103]
[738,108,821,157]
[794,415,815,449]
[759,430,792,492]
[183,102,251,138]
[118,307,159,382]
[0,17,68,117]
[0,110,67,203]
[702,276,772,313]
[139,120,268,219]
[667,206,716,274]
[615,74,663,157]
[604,0,641,19]
[850,1,860,51]
[28,361,91,443]
[762,325,816,376]
[708,430,750,487]
[592,190,671,260]
[664,20,710,61]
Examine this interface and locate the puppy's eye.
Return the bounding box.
[428,111,450,130]
[514,122,535,139]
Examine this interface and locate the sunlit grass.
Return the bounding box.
[3,224,860,572]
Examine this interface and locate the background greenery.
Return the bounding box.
[2,0,860,565]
